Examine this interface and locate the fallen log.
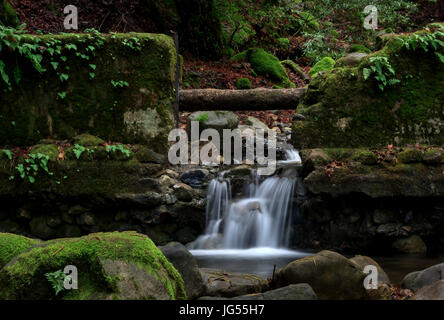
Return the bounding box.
[179,88,307,111]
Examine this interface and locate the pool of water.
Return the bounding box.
[191,247,314,278]
[191,248,444,284]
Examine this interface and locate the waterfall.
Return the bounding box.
[190,148,301,250]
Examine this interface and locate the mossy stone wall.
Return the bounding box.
[292,25,444,149]
[0,32,176,154]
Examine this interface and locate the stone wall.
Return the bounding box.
[0,31,176,153]
[0,137,208,245]
[292,24,444,149]
[292,147,444,254]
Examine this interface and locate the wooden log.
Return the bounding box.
[179,88,307,111]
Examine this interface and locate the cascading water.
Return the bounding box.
[190,148,301,250]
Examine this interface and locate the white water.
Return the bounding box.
[189,148,301,250]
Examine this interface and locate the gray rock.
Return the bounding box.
[46,216,62,228]
[200,268,268,298]
[412,280,444,300]
[402,263,444,292]
[335,52,368,67]
[159,242,205,299]
[245,116,269,132]
[180,169,210,188]
[275,250,367,300]
[232,284,317,300]
[188,111,239,134]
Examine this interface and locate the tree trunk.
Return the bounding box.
[179,88,307,111]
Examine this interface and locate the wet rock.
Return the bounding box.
[16,208,32,221]
[402,263,444,292]
[349,255,391,284]
[412,280,444,300]
[229,165,252,176]
[200,268,268,297]
[29,216,56,240]
[392,235,427,254]
[180,169,209,188]
[366,283,392,300]
[231,284,317,300]
[423,149,442,164]
[274,250,367,300]
[165,169,179,179]
[61,212,74,224]
[159,242,205,299]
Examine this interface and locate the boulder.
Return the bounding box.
[29,216,56,240]
[180,169,210,188]
[392,235,427,254]
[349,255,391,284]
[231,284,317,300]
[412,280,444,300]
[0,233,40,268]
[401,263,444,292]
[0,231,186,300]
[159,242,205,299]
[274,250,367,300]
[188,111,239,134]
[245,116,269,132]
[200,268,268,298]
[335,52,368,67]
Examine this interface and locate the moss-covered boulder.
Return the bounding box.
[0,31,176,153]
[397,148,423,164]
[0,233,41,268]
[0,0,19,27]
[292,24,444,149]
[308,57,335,77]
[0,231,186,300]
[232,48,295,88]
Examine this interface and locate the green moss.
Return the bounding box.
[298,11,319,31]
[292,25,444,149]
[0,32,176,153]
[29,144,59,162]
[0,233,40,269]
[281,59,304,74]
[351,150,378,165]
[0,231,186,300]
[236,78,252,89]
[73,134,105,146]
[350,44,371,54]
[398,148,423,164]
[232,48,294,88]
[278,37,290,49]
[0,0,19,27]
[308,57,336,76]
